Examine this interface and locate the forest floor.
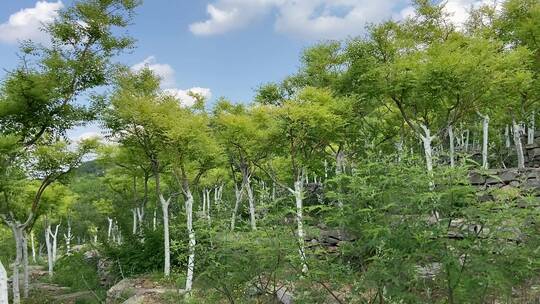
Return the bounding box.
[20,265,97,304]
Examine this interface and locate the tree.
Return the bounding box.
[0,1,139,302]
[370,5,500,172]
[155,94,221,293]
[258,87,343,272]
[104,69,175,276]
[213,100,267,230]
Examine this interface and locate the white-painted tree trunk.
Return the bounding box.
[184,190,196,293]
[505,125,511,148]
[132,209,137,235]
[528,111,536,145]
[513,119,526,169]
[0,259,8,304]
[419,124,434,173]
[11,224,22,304]
[230,184,243,231]
[51,224,60,264]
[291,178,308,274]
[464,129,470,152]
[478,113,490,169]
[107,218,113,241]
[136,208,144,233]
[448,125,455,167]
[160,194,171,276]
[22,233,29,298]
[335,150,346,175]
[30,232,36,263]
[206,189,211,224]
[153,209,157,231]
[64,221,72,255]
[45,225,54,277]
[245,175,257,230]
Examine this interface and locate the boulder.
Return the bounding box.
[499,170,519,183]
[106,277,181,304]
[469,172,486,185]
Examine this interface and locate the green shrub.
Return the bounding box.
[52,252,101,292]
[101,228,165,278]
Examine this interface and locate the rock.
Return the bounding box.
[477,193,493,202]
[523,179,540,193]
[499,170,518,183]
[123,294,156,304]
[54,291,95,304]
[486,176,502,185]
[510,181,521,187]
[469,172,485,185]
[106,277,181,304]
[30,283,70,296]
[276,286,294,304]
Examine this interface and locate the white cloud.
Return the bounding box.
[444,0,501,27]
[131,56,177,88]
[0,1,63,45]
[398,0,501,28]
[163,87,213,107]
[190,0,277,35]
[190,0,407,40]
[131,57,212,107]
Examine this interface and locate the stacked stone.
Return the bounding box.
[469,168,540,202]
[525,132,540,168]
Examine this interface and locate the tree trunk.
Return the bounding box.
[230,183,243,231]
[45,225,53,277]
[479,113,490,170]
[206,189,212,223]
[0,259,8,304]
[136,208,144,234]
[448,125,455,167]
[64,221,72,255]
[30,232,36,263]
[292,177,308,273]
[132,209,137,235]
[505,125,511,148]
[107,218,113,241]
[160,194,171,276]
[51,224,60,264]
[245,175,257,230]
[464,129,470,152]
[419,124,434,173]
[22,232,29,298]
[335,150,346,175]
[11,224,23,304]
[513,119,525,169]
[184,189,196,293]
[153,209,157,231]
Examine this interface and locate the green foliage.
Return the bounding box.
[101,229,166,278]
[52,252,102,292]
[329,157,540,303]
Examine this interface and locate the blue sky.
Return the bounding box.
[0,0,483,139]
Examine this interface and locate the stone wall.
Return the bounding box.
[469,168,540,203]
[525,133,540,168]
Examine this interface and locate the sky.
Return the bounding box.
[0,0,492,140]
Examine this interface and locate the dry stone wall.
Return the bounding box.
[525,133,540,168]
